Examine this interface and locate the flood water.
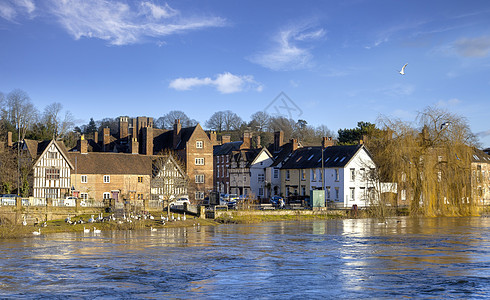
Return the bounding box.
[0,217,489,299]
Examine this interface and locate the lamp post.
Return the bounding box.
[321,143,326,209]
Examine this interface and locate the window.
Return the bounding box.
[103,175,110,183]
[311,169,316,181]
[195,174,205,183]
[335,169,339,181]
[301,169,306,181]
[195,158,205,165]
[401,189,406,201]
[286,170,290,180]
[138,176,143,183]
[80,193,88,200]
[195,191,204,200]
[46,188,57,199]
[401,172,407,182]
[258,174,264,183]
[103,192,110,199]
[217,168,220,178]
[259,187,264,196]
[273,168,279,179]
[196,141,203,148]
[45,168,60,180]
[350,168,355,181]
[301,186,306,196]
[438,171,442,182]
[137,193,143,200]
[81,175,87,183]
[350,188,355,201]
[47,151,58,159]
[319,169,323,181]
[326,187,331,199]
[360,168,365,180]
[335,187,339,200]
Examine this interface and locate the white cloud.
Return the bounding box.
[169,72,263,94]
[249,24,325,71]
[436,98,462,107]
[476,129,490,138]
[47,0,225,45]
[454,36,490,57]
[0,0,35,21]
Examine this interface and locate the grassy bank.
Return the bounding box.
[0,213,218,239]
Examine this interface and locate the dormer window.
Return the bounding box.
[47,151,58,159]
[196,141,203,148]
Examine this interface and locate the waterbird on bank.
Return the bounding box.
[150,227,157,232]
[399,63,408,75]
[83,227,90,233]
[182,213,186,221]
[32,228,41,235]
[93,227,101,234]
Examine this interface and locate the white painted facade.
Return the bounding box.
[249,149,273,199]
[309,147,376,208]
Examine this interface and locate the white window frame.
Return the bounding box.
[196,141,203,149]
[81,175,87,183]
[103,192,110,199]
[195,158,205,165]
[258,174,264,183]
[80,193,88,200]
[335,169,339,182]
[195,174,205,183]
[195,191,204,200]
[103,175,110,183]
[273,168,279,179]
[350,168,355,181]
[350,187,355,201]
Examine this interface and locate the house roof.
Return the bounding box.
[153,125,202,153]
[213,141,243,155]
[280,144,364,169]
[472,148,490,163]
[268,141,298,167]
[25,139,74,169]
[67,152,153,175]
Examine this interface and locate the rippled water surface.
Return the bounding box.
[0,217,489,299]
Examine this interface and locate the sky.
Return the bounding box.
[1,0,489,148]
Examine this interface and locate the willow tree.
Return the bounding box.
[368,106,479,216]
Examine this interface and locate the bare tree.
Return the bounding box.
[4,89,38,141]
[249,111,271,132]
[155,111,197,129]
[206,111,225,132]
[315,124,335,139]
[42,102,74,140]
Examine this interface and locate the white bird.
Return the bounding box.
[149,214,154,220]
[32,228,41,235]
[182,212,186,221]
[93,227,101,234]
[150,227,157,232]
[399,63,408,75]
[440,121,451,130]
[83,227,90,233]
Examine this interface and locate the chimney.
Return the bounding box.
[241,132,252,149]
[130,137,139,154]
[7,132,13,147]
[173,119,182,149]
[78,135,88,154]
[130,118,137,140]
[103,127,110,152]
[274,131,284,151]
[93,131,98,144]
[142,127,153,155]
[291,138,298,151]
[221,135,231,144]
[118,116,129,140]
[256,135,261,148]
[208,131,218,145]
[322,137,334,148]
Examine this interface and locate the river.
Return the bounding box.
[0,216,489,299]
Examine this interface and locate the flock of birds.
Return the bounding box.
[30,211,190,236]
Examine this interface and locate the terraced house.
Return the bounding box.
[280,143,377,208]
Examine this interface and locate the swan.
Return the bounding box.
[32,228,41,235]
[83,227,90,233]
[150,227,157,232]
[93,227,101,234]
[182,213,186,221]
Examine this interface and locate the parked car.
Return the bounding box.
[270,196,285,208]
[64,196,77,207]
[169,197,191,208]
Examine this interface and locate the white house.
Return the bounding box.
[281,144,377,208]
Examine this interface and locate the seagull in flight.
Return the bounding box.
[399,63,408,75]
[440,121,451,130]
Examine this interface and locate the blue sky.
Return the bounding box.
[1,0,490,147]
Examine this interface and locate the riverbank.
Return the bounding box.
[0,214,219,239]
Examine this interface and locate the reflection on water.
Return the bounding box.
[0,217,489,299]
